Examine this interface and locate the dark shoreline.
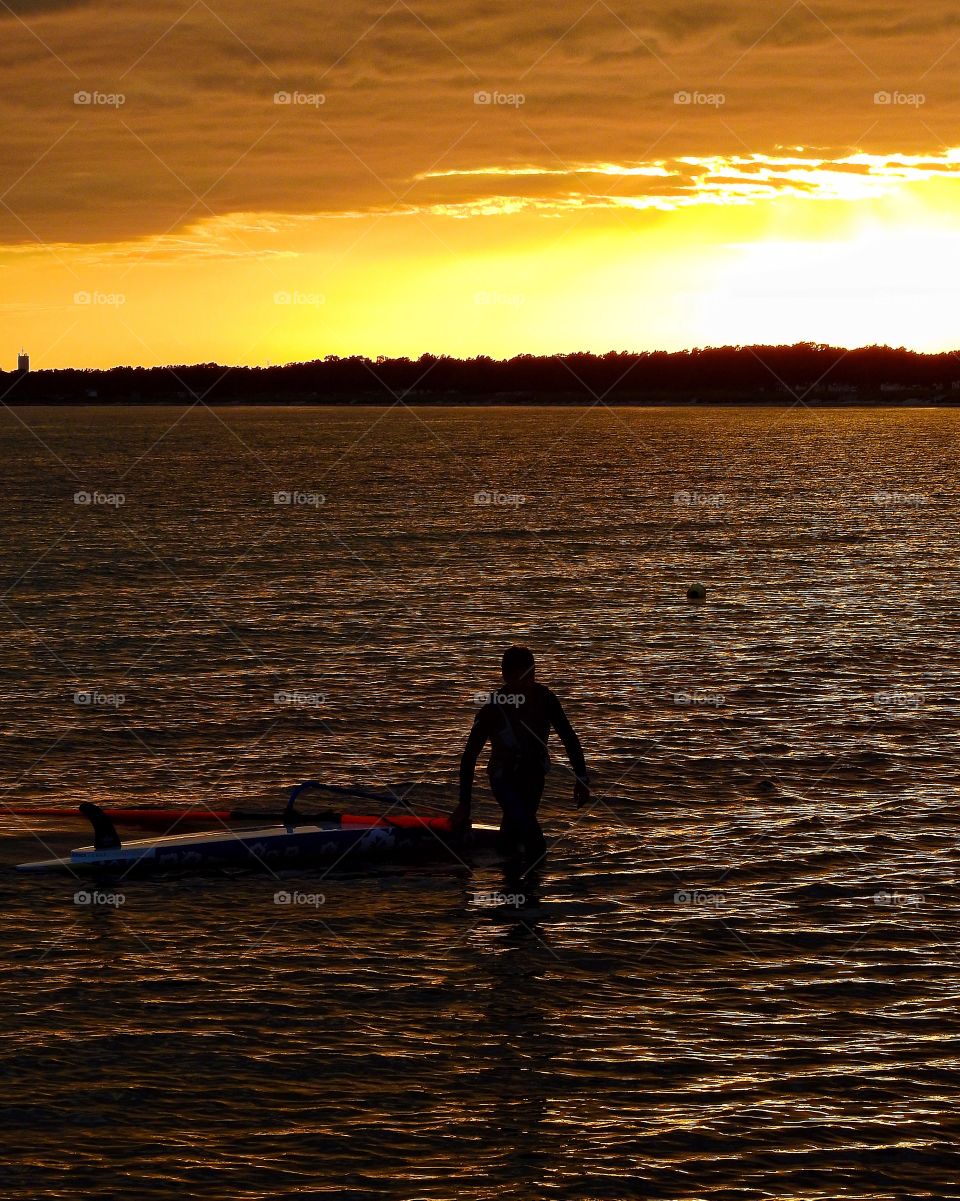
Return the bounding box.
[7,344,960,406]
[4,395,960,408]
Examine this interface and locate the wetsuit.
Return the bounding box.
[459,683,588,859]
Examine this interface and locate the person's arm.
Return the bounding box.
[450,708,489,830]
[546,690,590,806]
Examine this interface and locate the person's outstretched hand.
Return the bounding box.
[574,780,590,809]
[449,802,472,834]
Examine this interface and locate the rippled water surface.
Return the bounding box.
[1,405,958,1200]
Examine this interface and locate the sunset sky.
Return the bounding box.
[3,0,960,367]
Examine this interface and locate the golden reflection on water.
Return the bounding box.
[0,406,958,1198]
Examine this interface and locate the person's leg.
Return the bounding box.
[491,774,524,857]
[490,769,546,861]
[516,770,546,861]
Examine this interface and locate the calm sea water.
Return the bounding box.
[1,405,957,1200]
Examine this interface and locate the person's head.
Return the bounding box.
[501,645,535,688]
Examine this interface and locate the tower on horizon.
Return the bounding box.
[17,349,29,373]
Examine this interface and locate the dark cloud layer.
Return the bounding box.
[0,0,958,245]
[2,0,92,12]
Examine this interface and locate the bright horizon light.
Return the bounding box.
[5,1,960,368]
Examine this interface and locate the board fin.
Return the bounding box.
[79,802,122,850]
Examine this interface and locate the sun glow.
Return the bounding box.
[6,152,960,367]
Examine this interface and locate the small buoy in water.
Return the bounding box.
[686,583,707,602]
[757,779,776,794]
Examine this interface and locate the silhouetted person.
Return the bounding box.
[451,647,590,862]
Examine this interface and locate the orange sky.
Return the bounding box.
[3,1,960,367]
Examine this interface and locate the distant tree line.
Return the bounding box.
[4,345,960,403]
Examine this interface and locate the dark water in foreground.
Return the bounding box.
[1,405,958,1199]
